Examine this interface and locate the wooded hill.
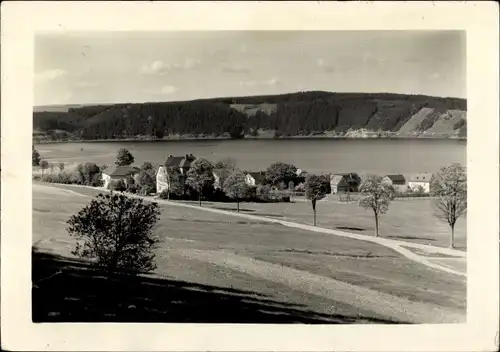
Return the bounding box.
[33,91,467,142]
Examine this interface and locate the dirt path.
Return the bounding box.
[175,248,465,323]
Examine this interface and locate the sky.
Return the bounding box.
[34,31,466,106]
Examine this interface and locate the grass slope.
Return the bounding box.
[33,183,466,323]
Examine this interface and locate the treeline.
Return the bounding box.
[33,91,467,141]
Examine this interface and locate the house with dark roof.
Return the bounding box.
[102,165,140,189]
[156,154,197,194]
[383,174,407,193]
[329,173,361,193]
[407,173,432,193]
[245,171,267,187]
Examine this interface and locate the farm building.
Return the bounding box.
[156,154,196,193]
[383,174,407,193]
[407,173,432,193]
[245,171,267,187]
[101,165,140,189]
[330,173,361,194]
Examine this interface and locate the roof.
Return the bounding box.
[330,175,348,186]
[333,173,361,183]
[165,154,197,168]
[104,165,140,177]
[408,173,432,182]
[247,171,267,184]
[385,174,406,183]
[165,156,184,167]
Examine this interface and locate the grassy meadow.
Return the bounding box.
[33,183,466,323]
[178,195,467,250]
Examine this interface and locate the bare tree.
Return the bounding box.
[430,163,467,248]
[358,175,394,237]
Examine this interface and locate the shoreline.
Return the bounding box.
[33,135,467,145]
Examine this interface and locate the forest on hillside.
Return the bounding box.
[33,91,467,142]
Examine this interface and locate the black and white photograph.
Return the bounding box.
[30,29,469,325]
[1,2,499,352]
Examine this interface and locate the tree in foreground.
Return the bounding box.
[58,162,65,172]
[358,175,394,237]
[32,148,41,166]
[186,157,215,206]
[115,148,135,166]
[39,160,49,176]
[67,192,161,275]
[430,163,467,248]
[223,170,250,212]
[305,174,330,226]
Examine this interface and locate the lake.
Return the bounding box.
[35,139,466,175]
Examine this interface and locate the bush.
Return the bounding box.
[256,184,272,201]
[67,192,161,275]
[139,183,156,196]
[126,183,138,194]
[75,162,103,186]
[108,179,126,192]
[40,171,74,184]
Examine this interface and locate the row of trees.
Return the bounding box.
[303,163,467,248]
[33,147,65,175]
[63,162,466,280]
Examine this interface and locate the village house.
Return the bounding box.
[101,165,140,189]
[213,169,227,189]
[382,174,407,193]
[407,173,432,193]
[329,172,361,194]
[245,171,267,187]
[156,154,196,193]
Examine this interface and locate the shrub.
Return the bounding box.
[40,172,74,184]
[67,192,161,275]
[256,184,272,202]
[139,183,156,196]
[108,179,126,192]
[295,183,305,192]
[126,183,138,194]
[75,162,102,186]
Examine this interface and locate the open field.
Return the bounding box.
[178,195,467,250]
[33,183,466,323]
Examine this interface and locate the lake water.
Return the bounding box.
[35,139,466,175]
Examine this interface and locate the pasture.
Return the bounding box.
[194,194,467,250]
[32,183,466,323]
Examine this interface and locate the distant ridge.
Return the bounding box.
[33,91,467,143]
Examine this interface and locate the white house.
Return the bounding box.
[245,172,266,187]
[407,173,432,193]
[382,174,407,193]
[155,154,196,193]
[156,166,170,194]
[102,165,140,189]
